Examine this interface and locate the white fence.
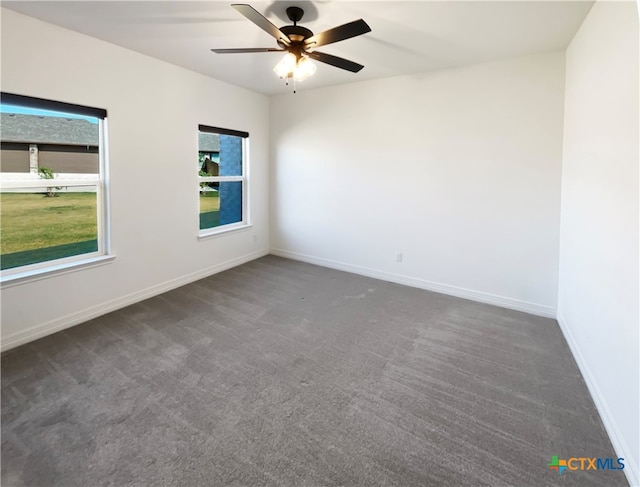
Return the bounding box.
[0,173,98,193]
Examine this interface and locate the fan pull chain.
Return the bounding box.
[282,75,297,94]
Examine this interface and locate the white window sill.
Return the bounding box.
[1,254,116,288]
[198,223,253,241]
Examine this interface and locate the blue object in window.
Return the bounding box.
[219,135,242,225]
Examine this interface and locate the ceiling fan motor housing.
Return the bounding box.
[278,6,313,50]
[279,25,313,44]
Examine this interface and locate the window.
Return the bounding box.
[198,125,249,235]
[0,93,109,279]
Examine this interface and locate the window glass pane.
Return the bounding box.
[199,181,243,230]
[0,187,98,270]
[1,109,99,175]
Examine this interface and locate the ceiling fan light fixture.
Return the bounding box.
[273,52,297,78]
[293,56,316,81]
[273,52,316,82]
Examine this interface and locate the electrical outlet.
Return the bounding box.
[396,252,403,262]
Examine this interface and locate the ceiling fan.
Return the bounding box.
[212,4,371,86]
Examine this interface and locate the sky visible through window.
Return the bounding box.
[0,104,98,124]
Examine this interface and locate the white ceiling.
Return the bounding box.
[3,1,594,95]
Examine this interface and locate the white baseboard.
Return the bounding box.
[0,248,269,352]
[269,248,556,318]
[557,313,639,487]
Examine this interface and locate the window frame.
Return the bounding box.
[0,92,111,285]
[197,124,250,238]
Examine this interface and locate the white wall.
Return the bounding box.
[558,2,639,485]
[270,52,565,317]
[0,8,270,349]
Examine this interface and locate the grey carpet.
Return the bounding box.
[1,255,627,486]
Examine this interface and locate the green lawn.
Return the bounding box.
[200,191,220,212]
[1,192,97,255]
[199,192,220,230]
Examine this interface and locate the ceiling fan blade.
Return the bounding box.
[304,19,371,49]
[212,48,285,54]
[307,51,364,73]
[232,4,290,47]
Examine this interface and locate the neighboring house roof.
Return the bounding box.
[0,113,98,145]
[199,132,219,153]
